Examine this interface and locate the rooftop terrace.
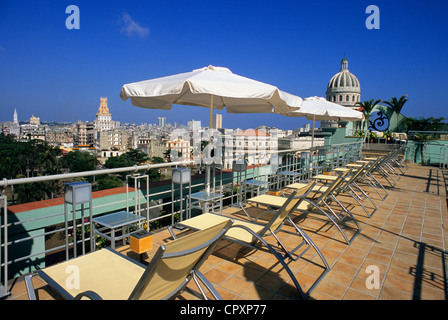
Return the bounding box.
[5,158,447,301]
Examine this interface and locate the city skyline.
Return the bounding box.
[4,105,226,130]
[0,1,447,129]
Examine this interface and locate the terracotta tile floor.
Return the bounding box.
[6,162,448,300]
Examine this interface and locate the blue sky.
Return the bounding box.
[0,0,447,130]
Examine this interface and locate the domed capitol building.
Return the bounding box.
[326,58,361,107]
[322,57,362,128]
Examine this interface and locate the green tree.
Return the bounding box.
[105,149,148,170]
[124,148,149,164]
[38,143,62,175]
[428,117,447,132]
[105,149,162,182]
[402,116,432,133]
[355,99,381,130]
[0,136,62,179]
[151,156,165,164]
[96,175,124,190]
[400,116,415,133]
[14,174,60,204]
[0,136,64,203]
[0,156,22,179]
[104,155,132,169]
[60,150,99,172]
[382,95,408,131]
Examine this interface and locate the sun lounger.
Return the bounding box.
[170,182,329,299]
[317,162,378,218]
[25,220,232,300]
[277,169,361,244]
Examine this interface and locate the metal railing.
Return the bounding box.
[0,195,7,298]
[0,141,364,297]
[404,132,448,168]
[408,130,448,140]
[422,142,448,168]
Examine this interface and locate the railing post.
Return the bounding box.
[64,182,93,259]
[0,195,8,298]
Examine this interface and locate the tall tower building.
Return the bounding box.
[30,115,40,126]
[158,117,166,127]
[75,120,95,147]
[188,120,201,130]
[213,114,222,129]
[13,108,18,125]
[94,97,115,131]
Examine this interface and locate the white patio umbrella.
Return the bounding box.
[120,65,302,193]
[281,96,364,148]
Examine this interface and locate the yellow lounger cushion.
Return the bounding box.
[286,183,330,194]
[286,183,309,189]
[312,175,338,181]
[246,194,311,211]
[180,213,264,244]
[247,194,288,208]
[136,220,231,300]
[41,220,231,300]
[42,249,145,300]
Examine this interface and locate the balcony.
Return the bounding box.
[1,142,447,301]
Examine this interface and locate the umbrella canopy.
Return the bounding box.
[280,96,364,148]
[120,65,302,194]
[282,96,364,121]
[120,65,302,115]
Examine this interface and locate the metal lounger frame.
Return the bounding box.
[169,187,330,299]
[25,220,233,300]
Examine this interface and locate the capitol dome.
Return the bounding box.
[326,58,361,108]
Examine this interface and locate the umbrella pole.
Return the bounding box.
[205,95,214,195]
[311,115,315,149]
[209,95,214,130]
[205,166,211,195]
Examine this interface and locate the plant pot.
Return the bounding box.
[130,231,153,254]
[269,190,282,196]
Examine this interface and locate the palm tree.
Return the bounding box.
[412,117,432,132]
[14,174,58,204]
[412,133,434,165]
[382,95,408,131]
[355,99,381,130]
[40,144,62,175]
[428,117,446,132]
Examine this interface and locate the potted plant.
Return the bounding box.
[322,164,333,175]
[354,130,365,138]
[130,230,153,255]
